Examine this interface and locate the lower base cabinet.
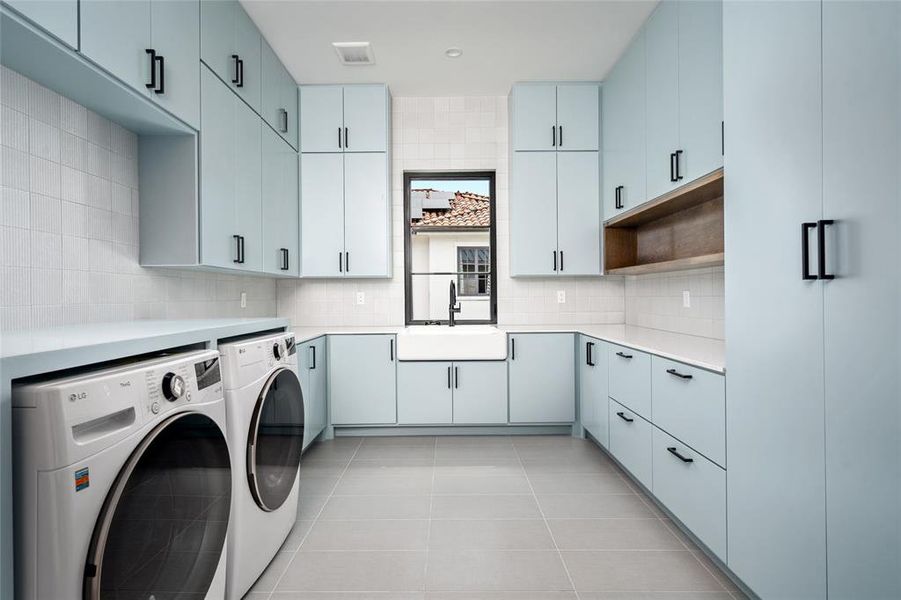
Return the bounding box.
[299,336,327,449]
[509,333,575,423]
[608,399,653,489]
[452,361,508,424]
[329,334,397,425]
[397,361,508,425]
[579,336,609,446]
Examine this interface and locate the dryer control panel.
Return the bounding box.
[219,332,297,390]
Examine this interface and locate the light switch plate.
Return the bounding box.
[557,290,566,304]
[682,290,691,308]
[356,291,365,305]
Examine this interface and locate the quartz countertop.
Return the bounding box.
[291,324,725,374]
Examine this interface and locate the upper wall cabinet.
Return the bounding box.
[261,124,299,276]
[511,83,599,151]
[299,84,389,153]
[80,0,200,128]
[261,40,298,149]
[200,0,261,113]
[3,0,77,49]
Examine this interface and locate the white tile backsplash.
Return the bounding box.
[624,266,725,339]
[0,66,277,332]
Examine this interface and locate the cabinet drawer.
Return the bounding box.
[652,427,726,560]
[608,399,652,489]
[608,344,651,418]
[652,357,725,467]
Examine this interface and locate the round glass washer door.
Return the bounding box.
[247,367,304,511]
[83,411,232,600]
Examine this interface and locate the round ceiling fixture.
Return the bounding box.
[445,47,463,58]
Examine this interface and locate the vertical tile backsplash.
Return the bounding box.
[0,66,276,332]
[624,266,725,339]
[277,95,626,327]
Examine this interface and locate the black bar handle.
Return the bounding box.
[280,248,289,271]
[338,252,343,272]
[145,49,157,90]
[667,447,694,463]
[338,127,342,149]
[154,55,165,94]
[553,250,557,272]
[802,222,817,280]
[511,338,515,360]
[559,251,564,272]
[233,235,241,263]
[344,127,349,149]
[586,341,595,366]
[616,411,634,423]
[239,235,245,263]
[310,345,316,369]
[669,152,676,182]
[558,125,563,147]
[280,108,288,133]
[615,185,624,210]
[447,366,451,389]
[454,366,459,389]
[666,368,692,380]
[237,58,244,87]
[552,126,556,147]
[345,251,349,272]
[389,338,394,361]
[817,219,835,280]
[675,149,684,181]
[615,351,633,359]
[231,54,240,84]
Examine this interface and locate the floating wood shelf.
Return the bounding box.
[604,169,724,275]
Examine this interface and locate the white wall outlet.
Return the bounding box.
[356,291,365,305]
[240,291,247,309]
[682,290,691,308]
[557,290,566,304]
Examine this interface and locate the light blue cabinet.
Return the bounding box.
[508,334,575,423]
[329,335,397,425]
[261,124,299,276]
[608,399,652,489]
[579,336,608,447]
[233,91,263,273]
[452,362,508,425]
[397,362,453,424]
[148,0,200,128]
[510,83,599,151]
[300,336,327,449]
[602,30,646,218]
[200,0,261,112]
[262,40,298,149]
[607,343,651,419]
[556,152,601,275]
[510,152,557,276]
[80,0,151,95]
[644,0,679,200]
[300,84,388,153]
[299,152,344,277]
[4,0,77,49]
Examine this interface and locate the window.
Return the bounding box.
[404,171,497,325]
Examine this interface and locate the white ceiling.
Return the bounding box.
[241,0,657,96]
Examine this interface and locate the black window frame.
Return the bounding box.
[404,171,497,325]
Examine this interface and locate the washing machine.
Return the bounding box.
[218,332,304,599]
[12,349,231,600]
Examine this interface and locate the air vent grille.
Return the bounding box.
[333,42,375,66]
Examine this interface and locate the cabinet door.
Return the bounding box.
[608,399,652,489]
[510,152,558,276]
[200,0,235,86]
[149,0,200,129]
[261,125,299,276]
[300,153,345,277]
[607,344,651,419]
[723,2,826,598]
[511,84,557,151]
[556,152,600,275]
[301,337,327,449]
[453,362,508,425]
[822,3,901,598]
[579,337,608,447]
[5,0,78,48]
[644,0,680,200]
[342,85,388,152]
[556,84,599,151]
[677,0,723,184]
[509,334,575,423]
[602,31,646,217]
[199,67,238,268]
[232,3,261,112]
[299,85,344,152]
[397,362,453,424]
[233,97,262,272]
[80,0,152,94]
[329,335,397,425]
[261,41,298,149]
[343,152,390,277]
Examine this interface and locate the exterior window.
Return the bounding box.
[457,246,490,296]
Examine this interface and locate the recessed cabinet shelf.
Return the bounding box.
[604,168,724,275]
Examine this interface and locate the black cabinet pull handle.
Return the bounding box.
[669,152,677,182]
[559,251,564,272]
[233,235,243,263]
[616,411,634,423]
[237,58,244,87]
[454,366,459,389]
[447,366,451,389]
[553,250,557,272]
[817,219,835,280]
[801,222,817,280]
[231,54,240,85]
[310,345,316,369]
[389,338,394,361]
[280,248,289,271]
[338,252,343,272]
[511,338,515,360]
[239,235,245,263]
[666,368,692,380]
[667,447,694,463]
[615,351,633,359]
[615,185,624,210]
[675,149,684,181]
[279,108,288,133]
[145,49,157,90]
[154,55,165,94]
[586,341,595,366]
[551,126,556,147]
[344,127,349,149]
[558,125,563,147]
[337,127,342,149]
[345,251,349,272]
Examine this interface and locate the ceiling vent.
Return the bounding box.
[332,42,375,66]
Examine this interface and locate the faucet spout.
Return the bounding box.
[448,280,462,326]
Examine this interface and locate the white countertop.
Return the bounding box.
[292,324,725,374]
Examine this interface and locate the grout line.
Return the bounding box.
[264,436,364,599]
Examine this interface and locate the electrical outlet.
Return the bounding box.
[356,291,365,305]
[557,290,566,304]
[682,290,691,308]
[240,292,247,309]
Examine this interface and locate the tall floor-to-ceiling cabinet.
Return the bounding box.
[724,2,900,598]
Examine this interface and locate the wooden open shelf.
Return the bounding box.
[604,169,724,275]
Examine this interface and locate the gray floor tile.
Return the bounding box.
[299,475,341,497]
[527,472,632,494]
[425,549,572,591]
[297,495,329,520]
[300,460,350,479]
[426,593,577,600]
[429,519,555,550]
[347,458,435,470]
[301,519,429,551]
[430,494,542,520]
[333,473,433,495]
[302,438,362,461]
[280,520,315,552]
[247,551,294,593]
[270,593,425,599]
[577,593,735,600]
[354,444,437,460]
[319,495,431,520]
[432,461,524,476]
[361,435,436,447]
[521,455,615,475]
[276,550,428,592]
[561,550,726,592]
[536,493,654,518]
[433,474,531,494]
[548,519,684,550]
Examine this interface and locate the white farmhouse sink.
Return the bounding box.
[396,325,508,361]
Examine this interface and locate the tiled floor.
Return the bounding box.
[244,435,746,599]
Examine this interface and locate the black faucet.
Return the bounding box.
[448,280,462,327]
